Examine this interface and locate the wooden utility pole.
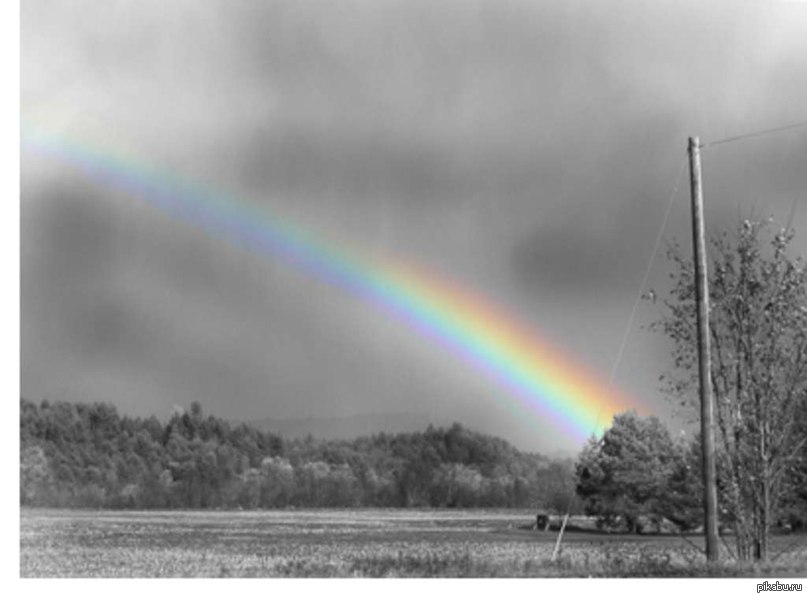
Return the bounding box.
[688,136,720,563]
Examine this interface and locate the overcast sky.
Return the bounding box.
[21,0,807,452]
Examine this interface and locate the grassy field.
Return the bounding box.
[20,509,807,578]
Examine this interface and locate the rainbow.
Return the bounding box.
[21,126,632,441]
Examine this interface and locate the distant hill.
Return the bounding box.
[248,412,445,440]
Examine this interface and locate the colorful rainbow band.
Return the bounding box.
[21,126,631,442]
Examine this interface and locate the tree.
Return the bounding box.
[260,456,296,507]
[654,218,807,560]
[656,434,703,531]
[539,459,581,516]
[20,397,574,510]
[20,445,53,505]
[575,411,681,533]
[782,393,807,530]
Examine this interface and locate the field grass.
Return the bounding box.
[20,509,807,578]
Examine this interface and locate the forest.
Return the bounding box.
[20,398,575,510]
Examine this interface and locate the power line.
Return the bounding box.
[550,153,688,561]
[607,154,688,388]
[706,120,807,148]
[586,154,687,452]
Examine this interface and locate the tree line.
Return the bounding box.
[20,398,574,510]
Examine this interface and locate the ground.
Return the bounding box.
[19,509,807,577]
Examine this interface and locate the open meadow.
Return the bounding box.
[20,509,807,578]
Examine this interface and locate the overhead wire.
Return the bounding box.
[606,155,689,388]
[551,152,688,560]
[551,118,806,559]
[705,120,807,148]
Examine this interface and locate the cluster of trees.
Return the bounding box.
[576,412,702,534]
[577,219,807,561]
[20,398,575,510]
[576,409,807,534]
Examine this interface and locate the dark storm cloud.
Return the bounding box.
[207,0,807,287]
[20,168,490,428]
[21,0,807,451]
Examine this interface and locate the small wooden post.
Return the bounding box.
[688,136,720,563]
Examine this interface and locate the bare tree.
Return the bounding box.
[654,218,807,561]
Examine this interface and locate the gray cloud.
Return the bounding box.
[21,0,807,451]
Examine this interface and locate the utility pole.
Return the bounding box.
[688,136,720,563]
